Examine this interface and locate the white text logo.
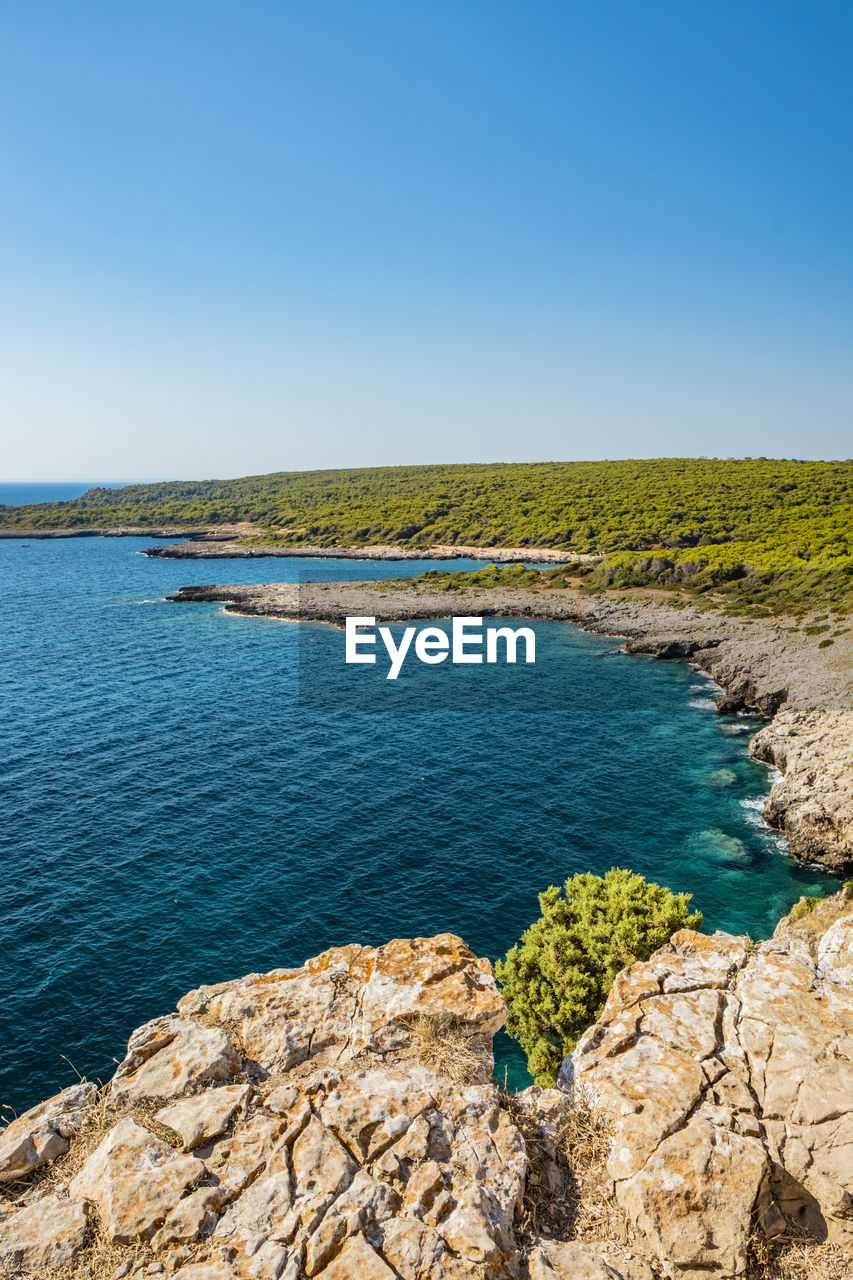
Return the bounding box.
[345,616,536,680]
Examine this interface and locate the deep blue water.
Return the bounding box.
[0,482,149,506]
[0,536,838,1113]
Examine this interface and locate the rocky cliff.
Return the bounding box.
[622,618,853,873]
[749,710,853,873]
[2,907,852,1279]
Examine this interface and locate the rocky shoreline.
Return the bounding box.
[2,897,852,1279]
[168,577,853,874]
[0,527,201,540]
[144,540,598,564]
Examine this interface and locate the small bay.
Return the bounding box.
[0,536,838,1111]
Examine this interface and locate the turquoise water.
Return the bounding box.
[0,536,838,1113]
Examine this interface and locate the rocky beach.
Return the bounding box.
[143,540,598,565]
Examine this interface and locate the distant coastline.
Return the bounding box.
[145,538,600,565]
[2,458,851,615]
[0,528,598,564]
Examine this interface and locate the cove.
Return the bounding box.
[0,536,838,1112]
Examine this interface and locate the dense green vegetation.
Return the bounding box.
[410,555,853,615]
[496,868,703,1086]
[3,458,851,611]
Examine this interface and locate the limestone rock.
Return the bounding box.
[818,914,853,985]
[616,1118,767,1277]
[150,1185,225,1249]
[110,1015,240,1102]
[0,1194,88,1270]
[0,1080,96,1182]
[156,1083,252,1149]
[176,934,505,1073]
[750,708,853,871]
[526,1240,656,1279]
[69,1117,205,1242]
[11,919,852,1280]
[313,1232,397,1278]
[203,1111,287,1197]
[171,1265,239,1280]
[570,890,853,1277]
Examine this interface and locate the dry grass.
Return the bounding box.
[1,1090,186,1212]
[0,1220,149,1280]
[501,1085,626,1245]
[0,1082,233,1280]
[556,1085,624,1242]
[747,1225,853,1279]
[49,1224,148,1280]
[0,1086,159,1280]
[405,1013,485,1085]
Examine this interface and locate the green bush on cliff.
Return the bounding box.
[496,868,702,1086]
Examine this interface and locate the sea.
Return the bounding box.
[0,483,839,1113]
[0,481,143,507]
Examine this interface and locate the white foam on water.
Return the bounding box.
[740,798,770,831]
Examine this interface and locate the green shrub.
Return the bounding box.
[789,895,821,920]
[496,868,702,1086]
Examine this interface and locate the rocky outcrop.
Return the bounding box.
[0,936,526,1280]
[69,1118,206,1243]
[2,913,852,1278]
[565,890,853,1279]
[623,632,852,870]
[623,635,724,661]
[0,1196,88,1271]
[0,1083,96,1184]
[750,708,853,872]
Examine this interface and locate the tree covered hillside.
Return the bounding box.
[2,458,851,611]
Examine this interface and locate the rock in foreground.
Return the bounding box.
[1,910,852,1279]
[567,889,853,1279]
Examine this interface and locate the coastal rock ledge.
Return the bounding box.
[2,907,852,1279]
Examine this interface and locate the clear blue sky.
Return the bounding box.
[1,1,851,479]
